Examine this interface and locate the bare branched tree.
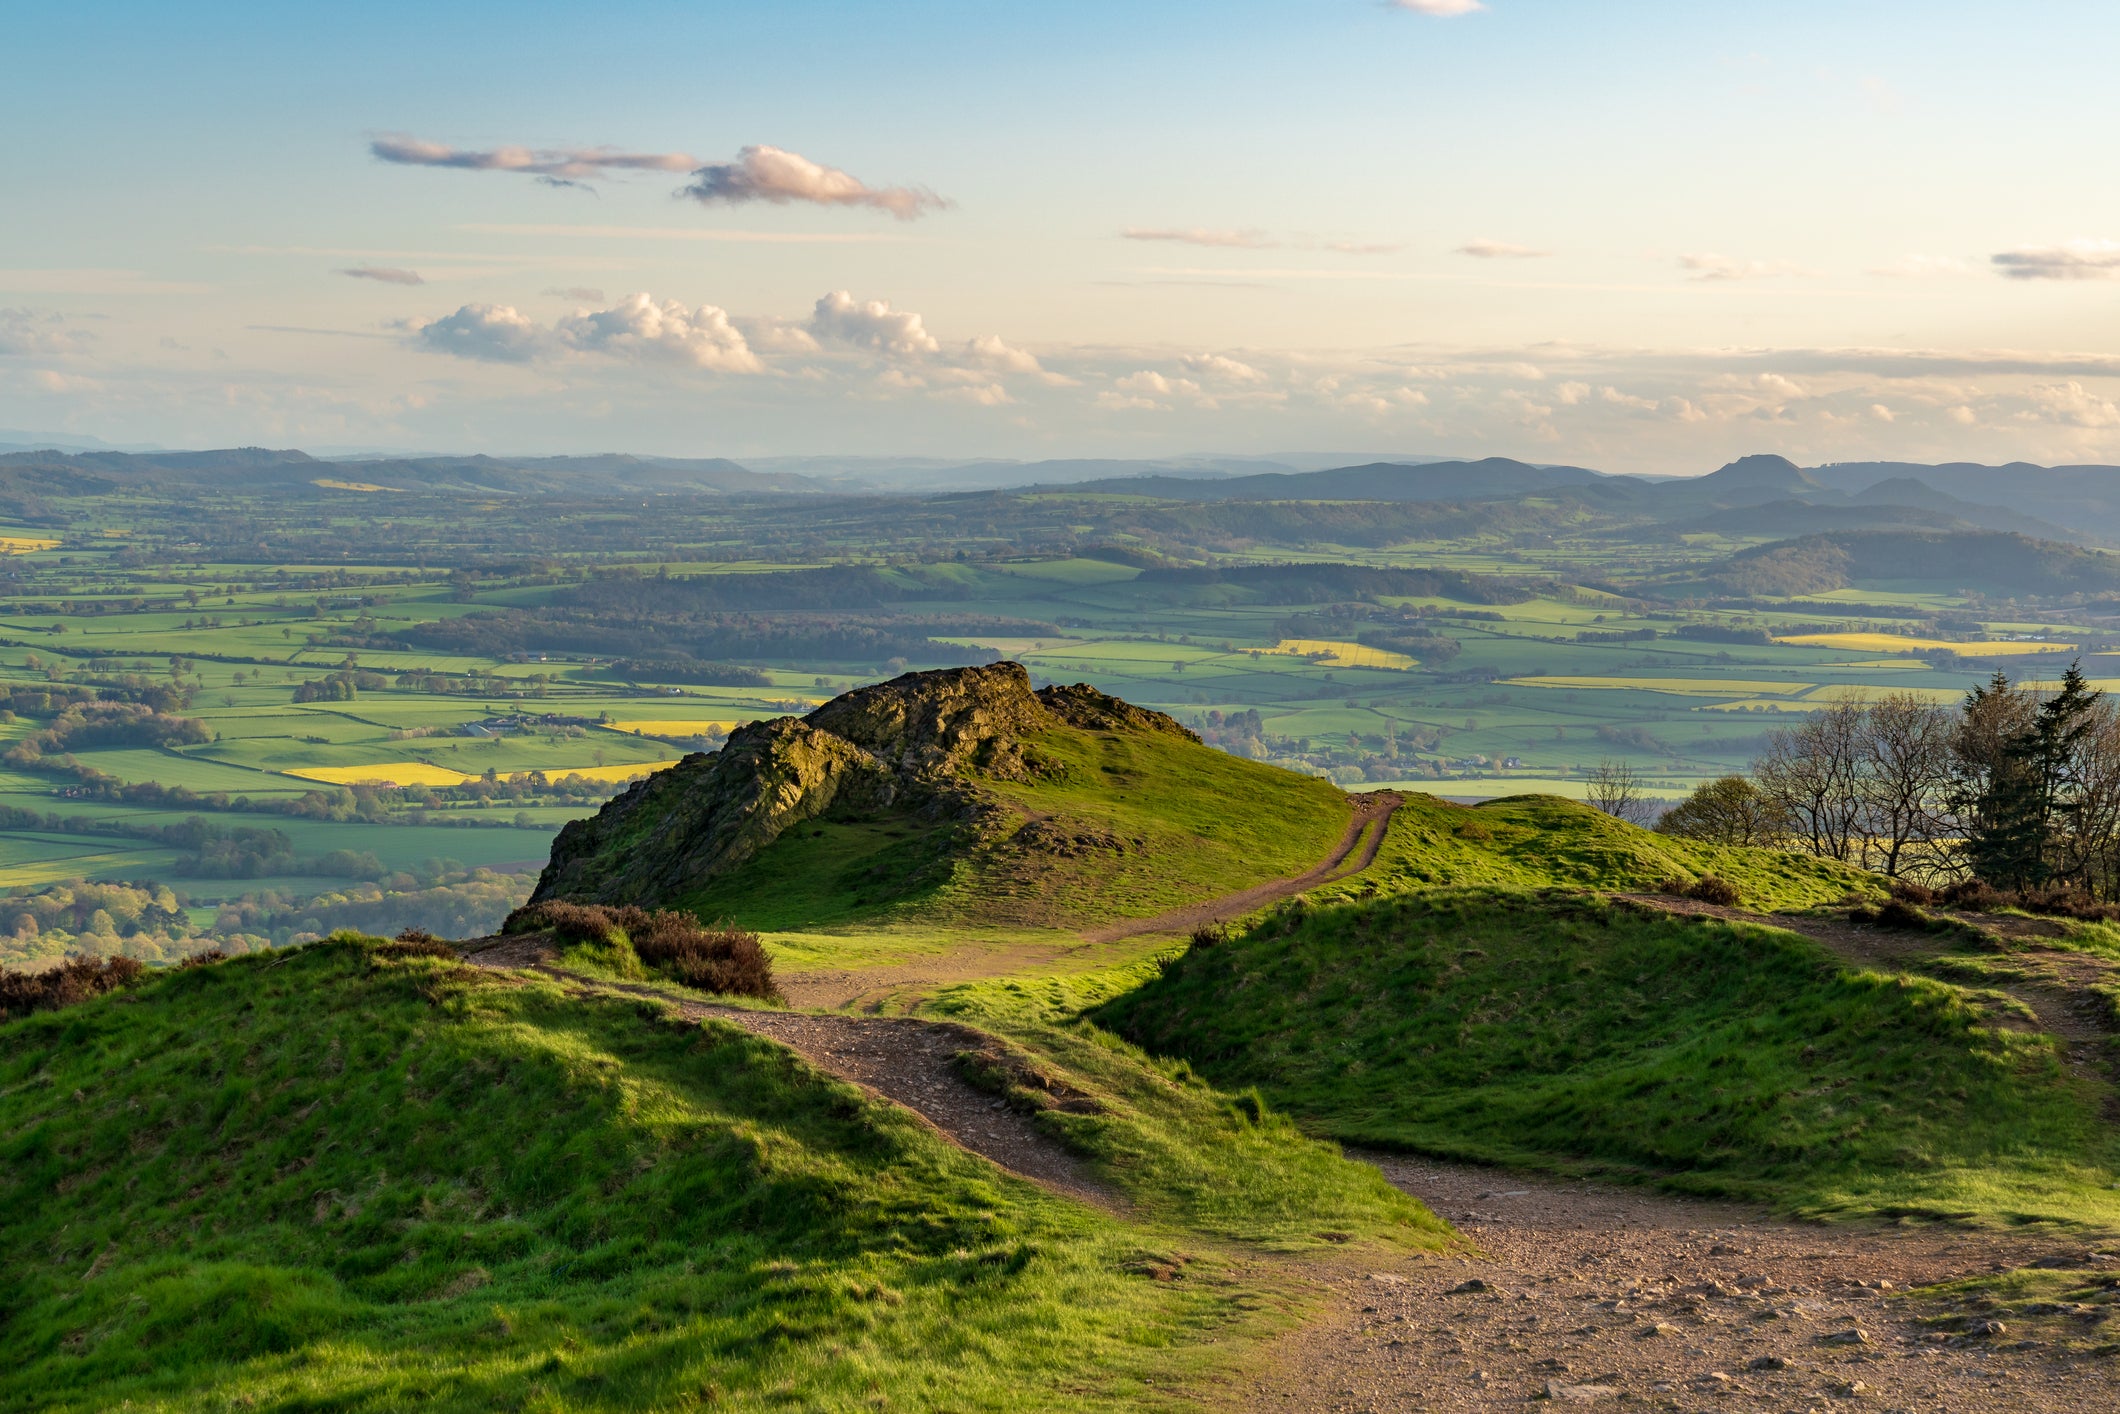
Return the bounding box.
[1754,702,1867,863]
[1856,691,1957,878]
[1586,758,1654,826]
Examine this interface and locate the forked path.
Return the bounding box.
[456,797,1403,1204]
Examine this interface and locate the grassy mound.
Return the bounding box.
[1100,889,2120,1225]
[538,664,1353,932]
[1318,793,1874,911]
[686,707,1351,931]
[1,937,1437,1411]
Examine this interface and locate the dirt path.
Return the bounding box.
[1082,791,1400,945]
[455,941,1116,1206]
[773,791,1404,1010]
[1242,1156,2118,1413]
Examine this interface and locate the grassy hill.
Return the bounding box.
[533,663,1353,931]
[1101,883,2120,1226]
[0,936,1439,1412]
[1317,792,1875,911]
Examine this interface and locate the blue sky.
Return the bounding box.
[3,0,2117,472]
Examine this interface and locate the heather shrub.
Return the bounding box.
[0,954,146,1020]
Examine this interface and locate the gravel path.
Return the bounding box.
[1242,1156,2118,1413]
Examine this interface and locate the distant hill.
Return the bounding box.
[1048,457,1610,503]
[0,447,820,497]
[1653,529,2120,599]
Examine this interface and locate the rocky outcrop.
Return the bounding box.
[532,662,1194,908]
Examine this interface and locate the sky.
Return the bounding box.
[3,0,2117,475]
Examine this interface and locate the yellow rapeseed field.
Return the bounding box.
[286,760,679,787]
[1274,639,1417,670]
[0,534,61,554]
[1773,632,2077,655]
[608,720,753,737]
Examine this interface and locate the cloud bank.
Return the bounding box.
[1992,240,2120,281]
[1392,0,1486,14]
[339,266,424,286]
[1457,239,1547,259]
[370,136,698,181]
[680,146,946,220]
[374,136,947,219]
[1122,227,1279,249]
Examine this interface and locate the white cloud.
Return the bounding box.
[1947,404,1978,425]
[544,286,605,302]
[370,135,699,181]
[682,146,946,220]
[1754,373,1806,400]
[1456,239,1548,259]
[2025,380,2120,428]
[340,266,424,286]
[1677,253,1806,281]
[412,303,549,363]
[1324,240,1403,255]
[1183,353,1267,384]
[1115,370,1204,398]
[734,315,823,355]
[1992,240,2120,281]
[936,382,1014,407]
[557,293,762,372]
[0,308,84,357]
[1391,0,1486,14]
[961,334,1044,375]
[1868,403,1896,423]
[1555,381,1591,405]
[1122,227,1279,249]
[809,291,940,356]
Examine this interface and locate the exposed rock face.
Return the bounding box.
[531,662,1195,907]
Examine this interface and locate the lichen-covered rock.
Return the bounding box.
[532,662,1189,908]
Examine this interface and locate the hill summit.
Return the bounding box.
[533,662,1351,928]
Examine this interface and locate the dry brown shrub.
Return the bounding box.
[1686,875,1741,907]
[0,954,146,1020]
[502,900,777,1000]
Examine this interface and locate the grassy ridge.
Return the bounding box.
[1311,793,1876,912]
[0,938,1439,1411]
[1100,889,2120,1225]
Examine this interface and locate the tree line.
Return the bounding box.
[1651,663,2120,896]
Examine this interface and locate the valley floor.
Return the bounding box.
[1247,1156,2117,1413]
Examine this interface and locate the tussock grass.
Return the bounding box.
[1099,889,2120,1227]
[0,937,1293,1411]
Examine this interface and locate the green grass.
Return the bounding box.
[1098,888,2120,1226]
[687,718,1351,932]
[926,963,1447,1249]
[0,935,1449,1411]
[1316,792,1878,912]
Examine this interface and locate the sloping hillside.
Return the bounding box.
[534,662,1352,929]
[1653,529,2120,599]
[1101,885,2120,1224]
[0,936,1435,1412]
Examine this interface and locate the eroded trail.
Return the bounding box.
[1082,790,1400,945]
[456,940,1115,1206]
[1243,1156,2118,1413]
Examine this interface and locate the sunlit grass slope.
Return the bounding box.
[1,938,1441,1412]
[689,720,1352,931]
[1101,889,2120,1226]
[1320,793,1876,911]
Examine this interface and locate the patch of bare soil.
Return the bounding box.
[1083,791,1401,946]
[1242,1156,2118,1413]
[455,947,1116,1207]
